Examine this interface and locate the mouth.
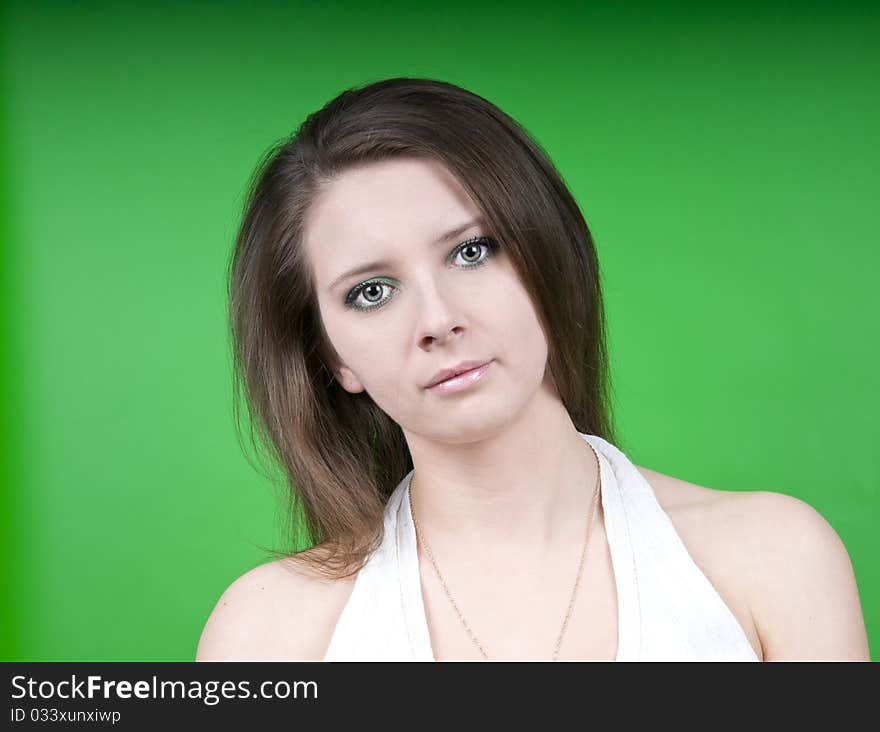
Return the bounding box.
[425,360,494,394]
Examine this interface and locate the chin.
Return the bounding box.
[430,403,524,444]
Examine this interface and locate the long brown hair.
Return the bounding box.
[227,77,618,580]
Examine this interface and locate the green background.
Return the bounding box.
[1,1,877,661]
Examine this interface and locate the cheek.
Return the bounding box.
[498,279,548,353]
[522,306,550,374]
[321,306,402,382]
[318,305,366,371]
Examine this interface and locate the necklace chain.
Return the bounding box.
[407,443,602,661]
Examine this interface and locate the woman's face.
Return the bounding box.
[304,156,553,444]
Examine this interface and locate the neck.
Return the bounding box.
[402,380,601,568]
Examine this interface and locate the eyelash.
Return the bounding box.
[343,236,500,312]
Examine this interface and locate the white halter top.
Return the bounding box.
[323,432,759,661]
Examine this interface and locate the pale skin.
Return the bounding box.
[197,157,870,661]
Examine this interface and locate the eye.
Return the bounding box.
[343,236,500,312]
[344,278,397,312]
[447,236,499,269]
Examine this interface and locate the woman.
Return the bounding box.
[196,77,869,661]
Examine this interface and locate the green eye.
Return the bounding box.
[344,236,499,312]
[447,236,498,268]
[344,278,396,312]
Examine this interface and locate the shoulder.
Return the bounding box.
[728,490,870,660]
[195,552,358,661]
[635,465,870,661]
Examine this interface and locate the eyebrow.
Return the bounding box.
[327,218,485,293]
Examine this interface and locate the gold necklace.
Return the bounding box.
[407,443,602,661]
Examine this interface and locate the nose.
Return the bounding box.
[415,275,465,349]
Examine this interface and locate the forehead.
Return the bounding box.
[304,157,481,274]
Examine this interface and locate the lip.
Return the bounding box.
[425,360,493,394]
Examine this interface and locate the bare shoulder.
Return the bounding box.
[725,489,870,660]
[195,550,358,661]
[634,465,870,661]
[633,464,726,512]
